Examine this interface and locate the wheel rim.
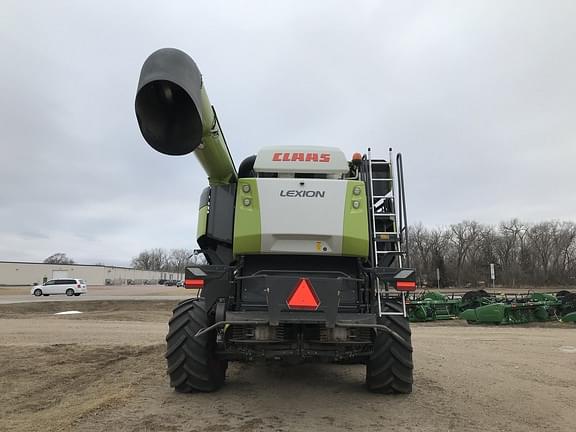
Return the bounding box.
[66,289,74,296]
[34,290,42,296]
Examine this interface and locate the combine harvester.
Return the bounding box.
[135,48,418,393]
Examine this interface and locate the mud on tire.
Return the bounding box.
[366,301,413,394]
[165,299,227,392]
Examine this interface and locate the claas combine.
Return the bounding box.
[135,48,417,393]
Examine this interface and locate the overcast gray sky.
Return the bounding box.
[1,1,575,265]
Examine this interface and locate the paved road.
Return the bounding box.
[0,284,194,304]
[0,295,190,305]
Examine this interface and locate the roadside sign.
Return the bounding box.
[490,263,495,290]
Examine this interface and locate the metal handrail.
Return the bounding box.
[396,153,410,267]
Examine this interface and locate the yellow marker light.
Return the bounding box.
[353,186,361,196]
[243,198,252,206]
[352,200,360,209]
[242,184,251,193]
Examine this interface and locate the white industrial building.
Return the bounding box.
[0,261,181,286]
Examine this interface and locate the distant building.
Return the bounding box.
[0,261,181,286]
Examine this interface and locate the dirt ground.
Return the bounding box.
[0,299,575,432]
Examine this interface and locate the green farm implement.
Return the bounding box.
[406,290,576,325]
[406,291,462,321]
[460,291,576,325]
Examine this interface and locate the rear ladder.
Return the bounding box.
[364,148,411,317]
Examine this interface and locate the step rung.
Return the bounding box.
[371,178,393,181]
[373,213,396,217]
[370,161,390,165]
[377,251,404,254]
[375,232,398,235]
[372,195,393,199]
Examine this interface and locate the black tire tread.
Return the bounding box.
[165,299,226,393]
[366,301,413,394]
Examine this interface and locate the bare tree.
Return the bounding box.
[167,248,196,275]
[410,223,431,285]
[131,248,169,271]
[496,219,527,286]
[449,221,482,286]
[550,222,576,282]
[527,222,557,283]
[410,224,451,287]
[43,253,75,264]
[467,225,497,284]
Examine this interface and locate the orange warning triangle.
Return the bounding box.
[287,278,320,310]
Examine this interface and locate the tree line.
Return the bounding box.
[410,219,576,288]
[131,248,206,274]
[51,217,574,287]
[42,250,206,275]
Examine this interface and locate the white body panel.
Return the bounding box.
[257,178,346,255]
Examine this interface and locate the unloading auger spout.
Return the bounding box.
[135,48,237,185]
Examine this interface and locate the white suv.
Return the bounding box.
[31,278,88,297]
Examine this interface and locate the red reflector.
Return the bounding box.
[184,279,204,288]
[287,278,320,311]
[396,281,416,291]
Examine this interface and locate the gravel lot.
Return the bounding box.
[0,295,574,432]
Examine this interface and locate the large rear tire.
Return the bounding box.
[366,301,413,394]
[165,299,227,392]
